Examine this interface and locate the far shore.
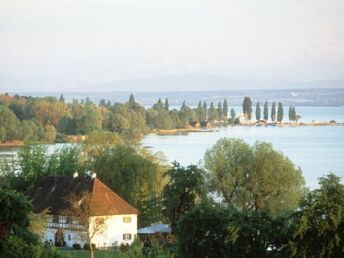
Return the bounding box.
[0,120,342,147]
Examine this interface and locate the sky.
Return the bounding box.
[0,0,344,91]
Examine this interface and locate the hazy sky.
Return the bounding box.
[0,0,344,91]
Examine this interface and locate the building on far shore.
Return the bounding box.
[27,173,138,248]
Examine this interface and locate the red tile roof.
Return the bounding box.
[27,176,139,216]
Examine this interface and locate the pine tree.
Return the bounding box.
[242,96,253,120]
[129,93,135,103]
[59,94,65,102]
[288,106,292,121]
[217,102,223,120]
[277,102,284,122]
[223,99,228,119]
[263,101,268,121]
[208,102,216,121]
[196,101,203,122]
[230,108,236,120]
[203,101,207,121]
[256,102,261,121]
[164,98,169,111]
[271,102,276,122]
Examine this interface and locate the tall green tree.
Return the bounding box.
[217,102,223,120]
[208,102,217,122]
[164,98,169,111]
[277,102,284,122]
[230,108,236,121]
[255,102,261,121]
[290,174,344,258]
[271,102,276,122]
[263,101,269,121]
[223,99,228,119]
[242,97,253,120]
[202,101,207,121]
[204,138,305,215]
[162,162,206,233]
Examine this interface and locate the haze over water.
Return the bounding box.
[142,107,344,189]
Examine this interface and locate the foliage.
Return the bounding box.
[271,102,276,122]
[242,96,253,120]
[289,174,344,258]
[176,202,231,258]
[255,102,261,120]
[91,143,167,227]
[277,102,284,122]
[2,145,82,192]
[204,138,305,215]
[263,101,269,121]
[162,162,206,233]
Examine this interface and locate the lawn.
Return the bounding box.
[57,249,121,258]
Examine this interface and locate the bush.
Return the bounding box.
[119,243,130,252]
[83,243,96,250]
[72,243,81,250]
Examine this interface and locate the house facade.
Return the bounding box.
[27,174,139,248]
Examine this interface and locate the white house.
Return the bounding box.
[27,174,139,248]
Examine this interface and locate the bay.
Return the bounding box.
[142,124,344,189]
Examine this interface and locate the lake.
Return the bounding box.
[142,107,344,189]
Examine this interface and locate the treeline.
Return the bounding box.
[0,93,299,143]
[243,96,300,122]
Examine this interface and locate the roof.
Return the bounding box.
[27,176,139,216]
[138,223,171,234]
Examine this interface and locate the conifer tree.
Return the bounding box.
[203,101,207,121]
[277,102,283,122]
[223,99,228,119]
[271,102,276,122]
[288,106,292,121]
[263,101,268,121]
[217,102,223,120]
[208,102,216,121]
[164,98,169,111]
[242,97,253,120]
[230,108,236,120]
[129,93,135,103]
[256,102,261,121]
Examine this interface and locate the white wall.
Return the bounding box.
[43,214,137,248]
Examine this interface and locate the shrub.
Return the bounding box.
[72,243,81,250]
[83,243,96,250]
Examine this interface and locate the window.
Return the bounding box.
[68,234,71,241]
[52,215,59,223]
[123,216,131,224]
[123,234,132,240]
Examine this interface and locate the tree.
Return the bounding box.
[59,94,65,102]
[62,191,106,258]
[196,101,203,122]
[255,102,261,121]
[223,99,228,120]
[217,102,223,120]
[263,101,268,121]
[204,138,305,215]
[242,97,253,120]
[164,98,169,111]
[230,108,236,121]
[176,203,231,258]
[162,162,206,233]
[91,144,167,227]
[202,101,207,121]
[208,102,217,122]
[271,102,276,122]
[128,93,135,104]
[277,102,284,122]
[290,174,344,258]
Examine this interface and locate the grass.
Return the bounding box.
[57,249,121,258]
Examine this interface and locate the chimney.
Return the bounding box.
[73,171,78,178]
[91,172,97,179]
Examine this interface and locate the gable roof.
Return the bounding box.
[27,176,139,216]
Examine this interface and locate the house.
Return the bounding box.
[27,173,139,248]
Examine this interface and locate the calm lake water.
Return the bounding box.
[142,107,344,189]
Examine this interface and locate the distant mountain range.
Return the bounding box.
[8,88,344,107]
